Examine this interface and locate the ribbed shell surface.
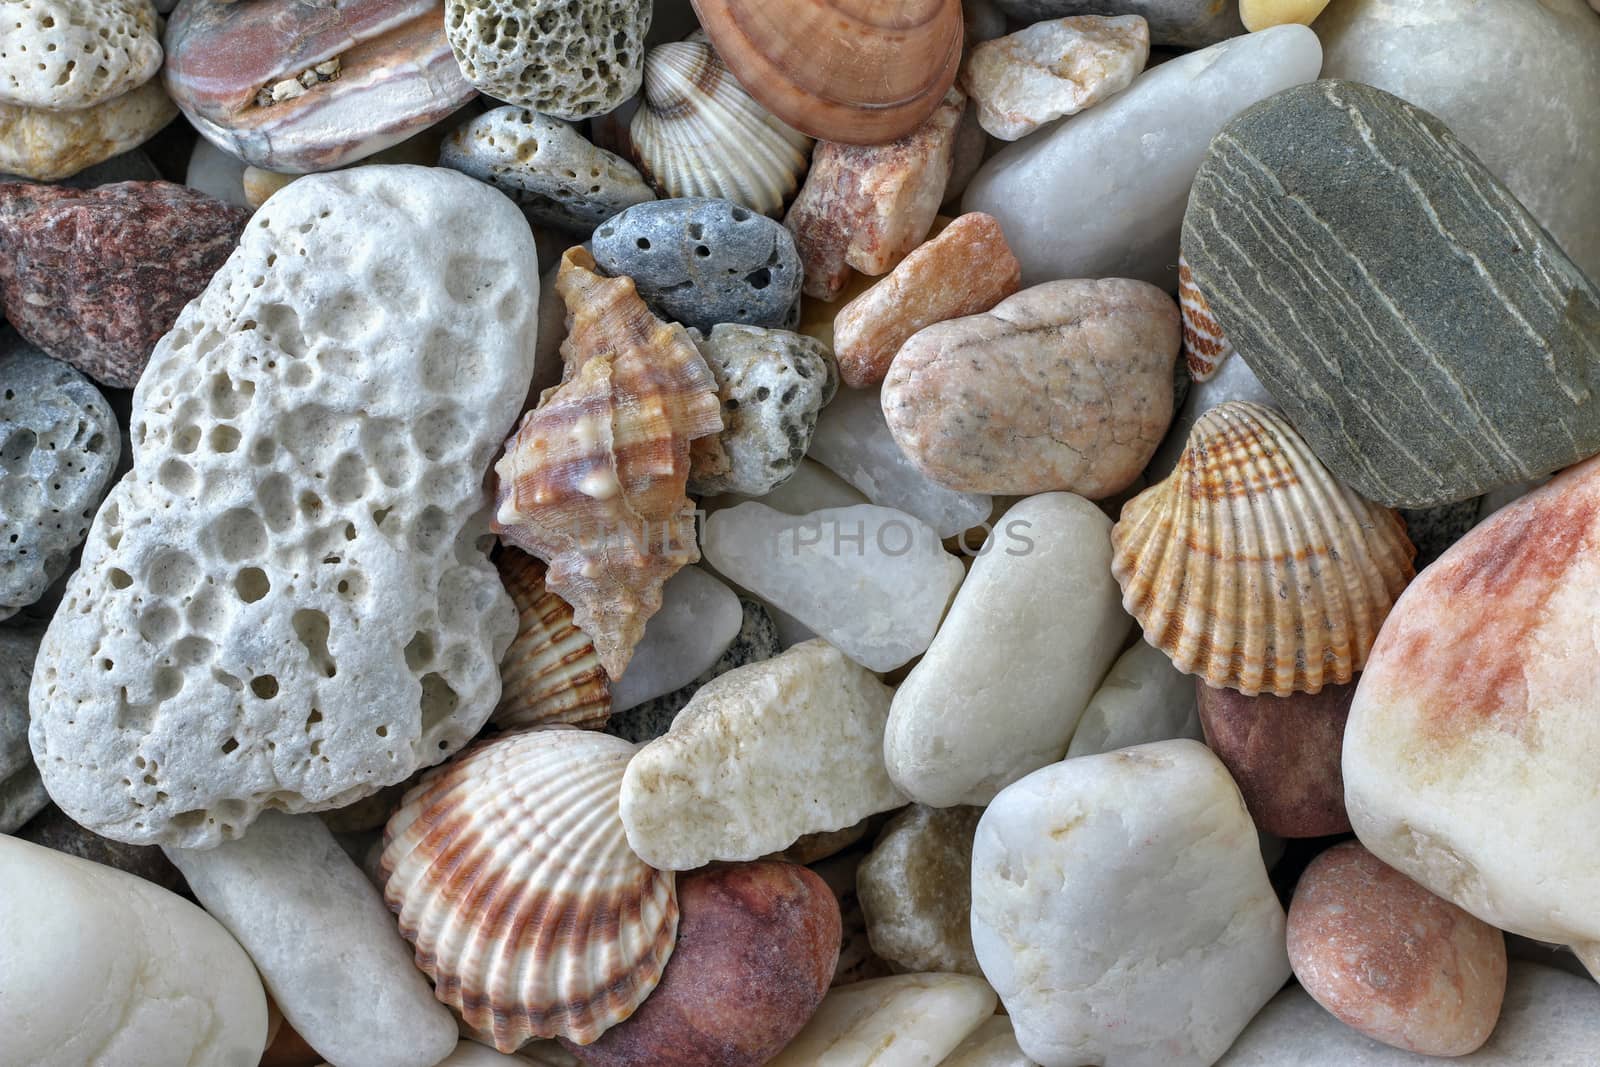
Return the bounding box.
[1178,252,1234,382]
[493,551,612,731]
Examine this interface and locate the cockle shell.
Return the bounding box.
[1112,401,1416,697]
[492,247,724,679]
[691,0,965,145]
[492,550,612,732]
[629,41,813,219]
[1177,252,1234,382]
[380,728,679,1050]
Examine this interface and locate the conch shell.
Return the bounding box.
[1112,401,1416,697]
[492,550,612,731]
[630,40,813,217]
[1177,252,1234,382]
[690,0,964,145]
[380,727,678,1049]
[492,247,724,679]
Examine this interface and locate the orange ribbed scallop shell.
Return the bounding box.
[492,247,724,679]
[1178,252,1235,382]
[1112,401,1416,697]
[492,550,612,731]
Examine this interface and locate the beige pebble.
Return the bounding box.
[856,805,983,975]
[1241,0,1332,31]
[0,80,176,182]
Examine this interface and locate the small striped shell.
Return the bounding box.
[1112,401,1416,697]
[629,40,813,218]
[493,550,611,731]
[1178,253,1234,382]
[380,728,678,1050]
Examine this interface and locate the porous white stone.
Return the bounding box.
[1065,640,1200,758]
[608,566,743,713]
[620,638,907,870]
[163,811,458,1067]
[971,740,1290,1067]
[0,0,163,111]
[0,834,269,1066]
[703,502,966,672]
[962,25,1323,288]
[767,973,998,1067]
[886,494,1130,806]
[28,166,539,848]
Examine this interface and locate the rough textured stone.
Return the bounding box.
[28,167,538,848]
[768,974,998,1067]
[0,623,48,834]
[593,198,802,332]
[991,0,1244,47]
[608,565,742,713]
[961,15,1149,141]
[687,324,838,497]
[856,804,982,976]
[0,0,163,110]
[620,639,907,870]
[17,803,186,894]
[1288,842,1507,1057]
[0,834,269,1066]
[0,79,177,182]
[1400,498,1481,569]
[0,340,119,617]
[440,107,655,233]
[1343,455,1600,973]
[562,862,839,1067]
[1067,639,1199,758]
[1242,0,1331,30]
[1197,679,1353,838]
[0,181,250,388]
[884,279,1180,497]
[785,88,966,301]
[445,0,648,119]
[963,26,1322,288]
[940,1017,1038,1067]
[832,213,1021,390]
[971,740,1290,1067]
[1183,80,1600,509]
[1316,0,1600,283]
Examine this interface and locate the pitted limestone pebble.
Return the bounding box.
[592,197,802,333]
[27,165,540,849]
[688,324,839,497]
[0,338,120,619]
[439,107,655,233]
[445,0,649,119]
[0,623,49,834]
[0,0,163,111]
[0,79,177,182]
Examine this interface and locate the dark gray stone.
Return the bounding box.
[992,0,1243,47]
[592,197,802,332]
[1183,80,1600,509]
[0,623,47,833]
[1399,498,1481,569]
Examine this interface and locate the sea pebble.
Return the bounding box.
[1400,498,1482,569]
[807,386,992,538]
[963,25,1322,288]
[608,566,743,714]
[1065,640,1199,758]
[768,819,872,866]
[0,339,119,619]
[27,166,538,848]
[439,107,655,233]
[0,181,250,388]
[1197,680,1353,838]
[0,835,268,1066]
[702,503,965,673]
[883,278,1180,497]
[991,0,1244,47]
[961,15,1149,141]
[767,973,998,1067]
[885,494,1129,806]
[17,804,186,894]
[165,811,458,1067]
[785,88,966,301]
[0,0,163,111]
[971,741,1290,1067]
[592,198,802,332]
[811,850,895,989]
[855,804,983,976]
[0,79,177,182]
[185,136,251,209]
[831,212,1021,390]
[561,862,839,1067]
[941,105,990,212]
[1287,841,1507,1056]
[1242,0,1331,30]
[0,624,48,834]
[687,324,839,497]
[619,639,908,870]
[703,458,867,518]
[940,1017,1038,1067]
[1183,80,1600,509]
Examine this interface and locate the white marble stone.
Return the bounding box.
[1065,640,1200,758]
[608,566,742,712]
[703,457,868,517]
[767,973,998,1067]
[940,1016,1039,1067]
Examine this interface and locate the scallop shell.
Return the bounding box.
[493,550,612,731]
[492,247,724,679]
[380,728,678,1050]
[630,40,813,218]
[691,0,964,145]
[1112,401,1416,697]
[1177,252,1234,382]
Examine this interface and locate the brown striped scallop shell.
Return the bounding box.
[493,550,611,731]
[380,728,679,1050]
[1112,401,1416,697]
[1178,252,1235,382]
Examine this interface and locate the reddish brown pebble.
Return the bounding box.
[1288,841,1507,1056]
[832,213,1022,389]
[563,861,841,1066]
[1195,678,1353,837]
[0,181,249,388]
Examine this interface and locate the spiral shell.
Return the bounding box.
[493,550,611,731]
[629,40,813,218]
[1112,401,1416,697]
[380,728,678,1050]
[1178,252,1234,382]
